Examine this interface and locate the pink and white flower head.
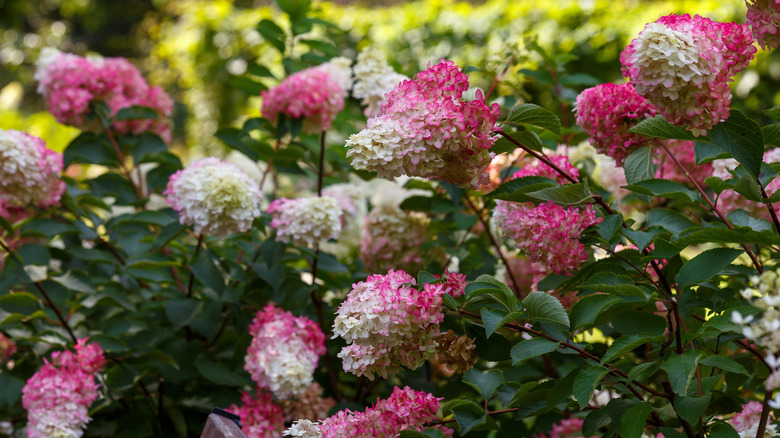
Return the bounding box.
[731,400,778,437]
[574,82,657,164]
[261,57,352,133]
[502,201,601,275]
[228,389,284,438]
[0,129,65,209]
[267,196,343,248]
[346,59,501,189]
[35,48,173,141]
[164,157,262,237]
[352,47,409,117]
[244,304,326,399]
[359,204,431,274]
[22,338,105,438]
[655,140,713,184]
[620,14,756,136]
[333,269,465,379]
[285,386,448,438]
[747,0,780,50]
[536,417,595,438]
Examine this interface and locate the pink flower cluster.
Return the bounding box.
[346,60,500,188]
[261,58,351,133]
[621,14,756,136]
[22,339,106,438]
[731,400,778,437]
[574,82,657,164]
[228,389,284,438]
[502,201,601,275]
[747,0,780,49]
[535,418,595,438]
[36,49,173,141]
[511,154,580,184]
[359,204,431,274]
[0,129,65,213]
[332,269,466,379]
[286,386,448,438]
[0,332,16,366]
[244,304,326,399]
[654,140,713,185]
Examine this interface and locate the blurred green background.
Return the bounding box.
[0,0,775,154]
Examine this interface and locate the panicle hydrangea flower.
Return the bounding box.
[0,129,65,209]
[228,389,284,438]
[268,196,343,248]
[592,155,630,202]
[284,386,448,438]
[22,338,105,438]
[333,270,465,379]
[261,57,352,133]
[320,183,368,257]
[359,203,433,274]
[747,0,780,49]
[352,47,409,117]
[244,304,326,399]
[731,400,778,438]
[574,82,657,164]
[164,157,263,238]
[0,332,16,366]
[346,59,501,189]
[711,148,780,219]
[35,48,173,141]
[502,201,602,275]
[621,14,756,136]
[655,140,713,184]
[535,417,595,438]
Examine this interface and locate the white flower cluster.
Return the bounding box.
[268,196,343,248]
[318,56,354,95]
[731,268,780,407]
[321,182,368,258]
[164,158,263,237]
[352,47,409,117]
[283,419,322,438]
[249,335,319,399]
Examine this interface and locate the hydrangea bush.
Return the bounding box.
[3,1,780,438]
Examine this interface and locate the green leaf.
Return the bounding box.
[524,182,593,206]
[50,271,94,293]
[628,115,701,141]
[709,110,764,177]
[465,275,519,312]
[761,124,780,148]
[463,369,504,400]
[624,179,700,202]
[400,431,445,438]
[504,104,561,134]
[672,227,780,247]
[675,248,743,290]
[695,141,730,165]
[489,176,557,201]
[661,350,703,395]
[709,423,740,438]
[573,366,610,409]
[579,273,647,298]
[165,298,201,330]
[764,105,780,122]
[601,333,662,364]
[646,208,697,235]
[480,308,523,337]
[191,249,225,294]
[624,146,658,184]
[0,373,24,408]
[276,0,310,23]
[0,292,39,314]
[63,133,118,167]
[732,175,763,202]
[491,136,518,154]
[727,209,773,232]
[523,291,570,328]
[451,401,486,434]
[194,360,246,387]
[507,130,544,151]
[619,402,654,438]
[596,214,623,242]
[675,394,711,426]
[569,294,622,329]
[256,19,286,53]
[115,105,158,121]
[699,355,749,376]
[510,338,560,365]
[229,76,267,94]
